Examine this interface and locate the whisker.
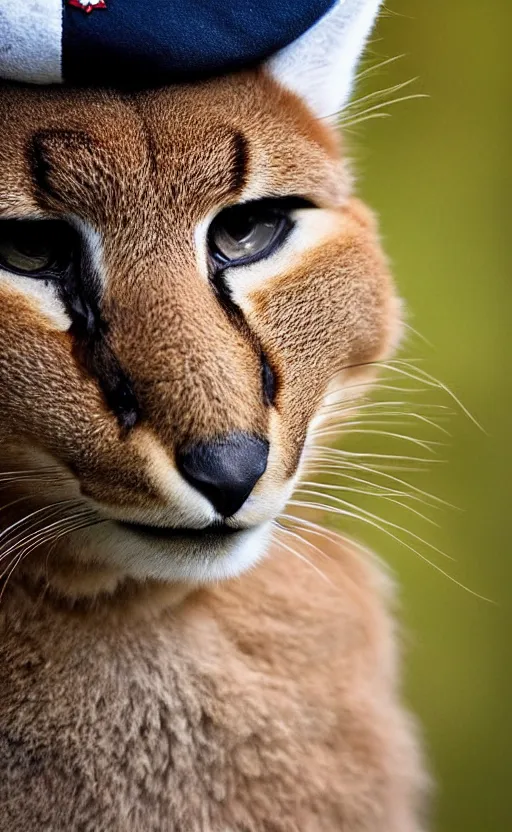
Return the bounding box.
[0,472,72,487]
[0,500,83,546]
[309,457,431,473]
[0,517,103,601]
[317,404,453,430]
[314,417,451,437]
[303,464,439,505]
[0,519,88,573]
[341,93,428,127]
[273,519,335,565]
[401,322,434,348]
[0,466,66,477]
[343,77,419,113]
[377,361,485,431]
[304,451,456,509]
[0,495,34,515]
[320,399,451,415]
[279,513,341,546]
[0,514,102,572]
[355,53,406,81]
[310,426,443,451]
[341,113,391,130]
[299,474,441,524]
[294,487,441,547]
[288,499,493,603]
[0,504,85,554]
[301,471,411,496]
[291,488,451,559]
[272,527,335,586]
[0,510,95,563]
[278,513,384,571]
[311,445,442,465]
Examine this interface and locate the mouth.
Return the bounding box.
[105,517,271,584]
[116,521,245,543]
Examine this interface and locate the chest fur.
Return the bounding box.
[0,555,425,832]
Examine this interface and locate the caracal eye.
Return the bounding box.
[208,200,293,268]
[0,220,74,278]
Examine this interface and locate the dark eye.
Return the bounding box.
[0,220,75,277]
[208,198,311,268]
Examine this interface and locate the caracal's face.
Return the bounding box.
[0,71,399,584]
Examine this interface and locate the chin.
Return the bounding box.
[77,520,274,585]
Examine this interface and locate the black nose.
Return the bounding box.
[177,433,269,518]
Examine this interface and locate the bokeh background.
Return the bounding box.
[323,2,511,829]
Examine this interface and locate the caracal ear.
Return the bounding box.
[267,0,382,120]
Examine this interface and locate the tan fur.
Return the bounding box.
[0,70,428,830]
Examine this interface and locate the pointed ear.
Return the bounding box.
[267,0,382,120]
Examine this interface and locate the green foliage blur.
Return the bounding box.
[325,2,511,829]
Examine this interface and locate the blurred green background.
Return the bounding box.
[325,2,511,829]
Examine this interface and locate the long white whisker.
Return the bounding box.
[298,477,440,527]
[341,113,392,130]
[0,495,34,515]
[310,426,443,451]
[0,504,86,554]
[273,520,335,565]
[313,418,451,438]
[378,361,485,431]
[355,54,406,81]
[272,528,335,586]
[0,518,102,599]
[303,464,441,509]
[341,93,428,126]
[0,500,83,545]
[0,466,65,477]
[305,450,456,508]
[320,399,452,415]
[0,518,94,571]
[292,488,451,559]
[288,499,492,603]
[402,322,434,348]
[279,513,383,568]
[342,77,418,113]
[312,445,442,465]
[0,510,95,562]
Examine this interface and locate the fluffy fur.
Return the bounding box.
[0,534,427,831]
[0,41,428,832]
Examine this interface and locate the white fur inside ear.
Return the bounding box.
[267,0,382,120]
[0,0,63,84]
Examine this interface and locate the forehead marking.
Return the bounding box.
[229,130,249,195]
[28,129,97,210]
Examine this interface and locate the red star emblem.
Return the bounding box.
[67,0,107,13]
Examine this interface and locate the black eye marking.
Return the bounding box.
[209,267,240,319]
[261,351,277,407]
[68,301,140,432]
[207,196,314,409]
[207,196,315,271]
[62,244,141,431]
[0,217,140,431]
[230,130,249,195]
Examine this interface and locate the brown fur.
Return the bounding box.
[0,69,427,830]
[0,536,427,831]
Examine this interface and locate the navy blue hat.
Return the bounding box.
[0,0,381,118]
[0,0,334,85]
